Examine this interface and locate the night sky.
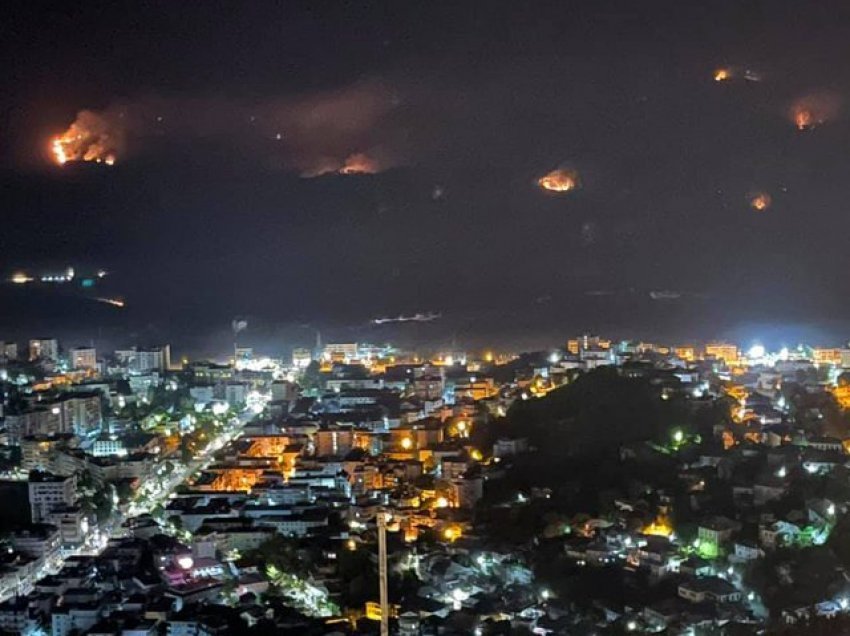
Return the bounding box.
[3,1,850,354]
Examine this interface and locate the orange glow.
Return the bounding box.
[714,68,732,82]
[51,111,120,166]
[443,525,462,542]
[339,152,379,175]
[795,109,813,131]
[832,385,850,410]
[749,192,771,211]
[642,513,673,538]
[790,92,840,131]
[537,168,579,193]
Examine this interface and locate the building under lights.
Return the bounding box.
[704,342,739,363]
[28,338,59,363]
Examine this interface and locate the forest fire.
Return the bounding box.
[338,152,379,175]
[714,68,732,82]
[794,108,814,131]
[51,110,119,166]
[790,92,840,131]
[749,192,771,211]
[537,168,579,192]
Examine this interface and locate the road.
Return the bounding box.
[0,410,253,602]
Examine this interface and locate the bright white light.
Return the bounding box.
[840,597,848,610]
[777,466,787,478]
[828,504,836,516]
[452,588,467,601]
[177,556,194,570]
[211,401,229,416]
[747,344,766,359]
[549,352,561,364]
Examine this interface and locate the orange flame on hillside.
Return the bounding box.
[537,168,579,192]
[51,110,120,166]
[790,92,840,131]
[795,109,813,131]
[714,68,732,82]
[338,152,379,175]
[749,192,771,211]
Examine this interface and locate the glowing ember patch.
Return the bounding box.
[51,110,121,166]
[642,514,673,538]
[714,68,732,82]
[339,153,379,175]
[790,92,840,131]
[537,168,579,192]
[795,109,813,131]
[749,192,771,211]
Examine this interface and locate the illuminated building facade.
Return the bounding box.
[29,338,59,363]
[704,342,739,363]
[70,347,97,371]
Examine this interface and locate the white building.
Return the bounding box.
[6,392,102,443]
[323,343,358,362]
[46,506,90,546]
[0,341,17,362]
[69,347,97,371]
[115,345,171,373]
[271,381,299,402]
[28,472,77,523]
[11,524,61,563]
[224,382,248,407]
[28,338,59,363]
[292,347,312,369]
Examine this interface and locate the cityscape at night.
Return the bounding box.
[6,1,850,634]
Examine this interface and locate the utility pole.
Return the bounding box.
[377,511,390,636]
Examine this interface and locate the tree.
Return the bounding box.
[502,367,687,454]
[299,361,323,393]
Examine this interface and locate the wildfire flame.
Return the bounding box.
[51,110,120,166]
[749,192,771,211]
[537,168,580,192]
[714,68,732,82]
[642,513,673,538]
[302,152,381,177]
[790,92,840,131]
[338,153,379,175]
[794,109,814,131]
